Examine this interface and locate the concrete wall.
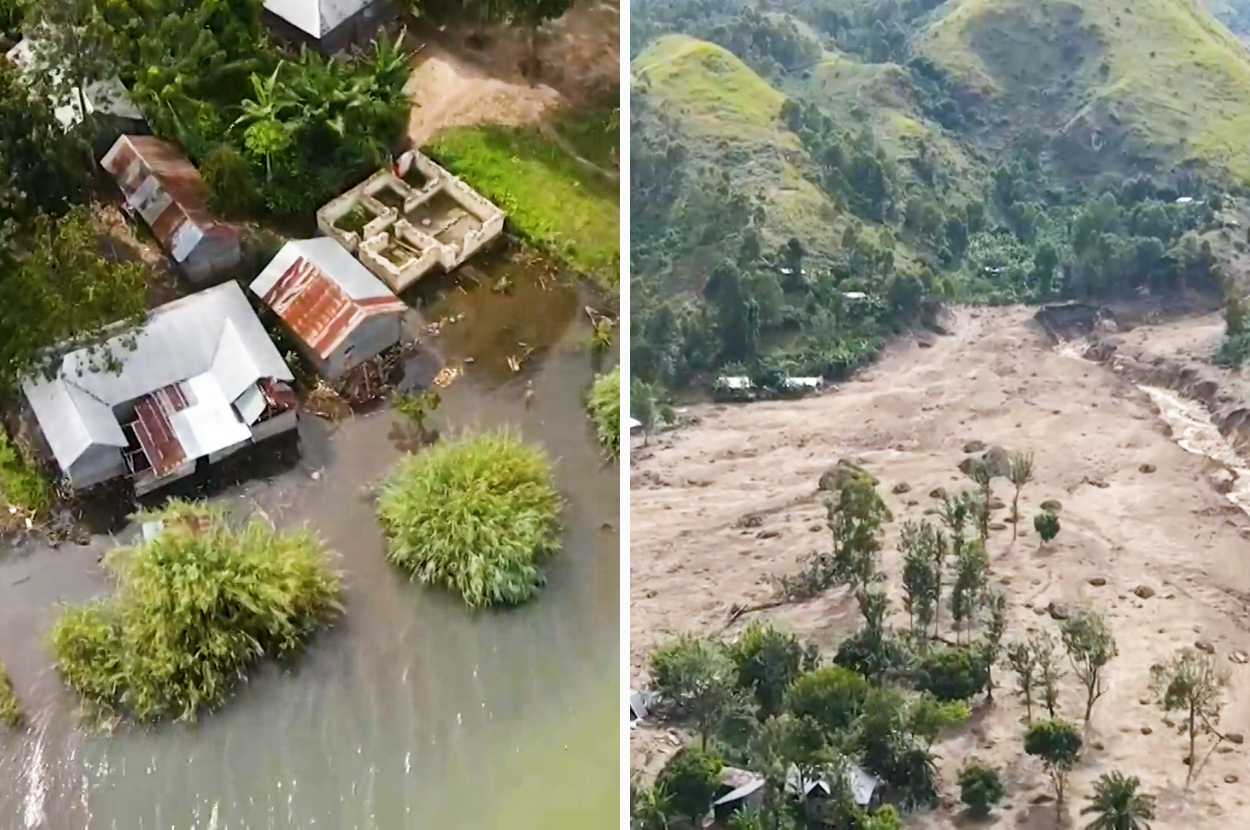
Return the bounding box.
[251,407,298,443]
[182,231,242,284]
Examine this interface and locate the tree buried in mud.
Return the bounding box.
[376,431,563,608]
[49,502,342,723]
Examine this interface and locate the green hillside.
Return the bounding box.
[632,0,1248,388]
[921,0,1250,179]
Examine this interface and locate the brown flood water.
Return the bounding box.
[0,251,620,829]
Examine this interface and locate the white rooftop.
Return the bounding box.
[263,0,374,38]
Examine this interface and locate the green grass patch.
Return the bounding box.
[376,432,563,608]
[0,430,52,517]
[550,93,620,172]
[48,501,342,723]
[0,658,20,729]
[588,366,621,456]
[424,125,620,289]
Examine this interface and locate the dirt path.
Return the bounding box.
[630,306,1250,828]
[404,1,619,146]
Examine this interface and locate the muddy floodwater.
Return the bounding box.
[0,250,620,829]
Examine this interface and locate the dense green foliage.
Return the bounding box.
[914,647,989,702]
[588,366,621,455]
[0,429,51,515]
[425,121,621,287]
[656,747,723,824]
[630,0,1246,389]
[0,658,20,728]
[957,760,1004,816]
[376,432,563,608]
[1034,510,1060,544]
[49,502,342,723]
[0,207,151,391]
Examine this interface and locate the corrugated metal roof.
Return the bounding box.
[251,238,405,360]
[23,282,293,476]
[263,0,376,38]
[5,36,143,128]
[100,135,237,261]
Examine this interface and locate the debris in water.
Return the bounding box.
[524,380,535,409]
[433,365,461,388]
[507,355,522,373]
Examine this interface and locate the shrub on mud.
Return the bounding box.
[376,432,563,608]
[49,501,342,723]
[0,658,21,728]
[588,366,620,455]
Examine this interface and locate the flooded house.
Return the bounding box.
[711,767,766,824]
[22,281,298,496]
[251,238,408,381]
[262,0,396,53]
[5,32,146,143]
[101,135,242,284]
[318,150,505,293]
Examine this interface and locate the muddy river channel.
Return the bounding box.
[0,252,620,829]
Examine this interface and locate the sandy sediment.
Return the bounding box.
[629,305,1250,828]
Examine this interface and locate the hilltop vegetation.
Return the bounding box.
[631,0,1250,389]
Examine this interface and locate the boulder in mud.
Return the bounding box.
[929,487,948,500]
[892,482,911,495]
[983,446,1010,477]
[1040,499,1063,513]
[1140,463,1157,474]
[819,458,877,492]
[963,440,987,453]
[1047,601,1070,620]
[1133,585,1156,599]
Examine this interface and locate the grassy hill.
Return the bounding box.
[632,0,1250,387]
[920,0,1250,179]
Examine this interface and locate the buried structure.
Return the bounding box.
[318,150,505,293]
[22,281,298,496]
[252,237,408,381]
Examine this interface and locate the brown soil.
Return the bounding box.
[404,1,619,146]
[630,306,1250,828]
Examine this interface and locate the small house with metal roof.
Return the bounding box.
[262,0,396,53]
[251,238,408,381]
[22,282,298,495]
[100,135,242,284]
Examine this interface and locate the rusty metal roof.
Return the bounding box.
[252,239,406,360]
[130,382,192,477]
[100,135,238,260]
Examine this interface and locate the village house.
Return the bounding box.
[261,0,397,53]
[251,238,408,380]
[22,282,298,496]
[101,135,242,284]
[5,32,146,144]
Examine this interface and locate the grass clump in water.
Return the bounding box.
[376,432,563,608]
[48,501,342,723]
[588,366,620,456]
[0,659,21,729]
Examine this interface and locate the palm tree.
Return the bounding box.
[1080,772,1155,830]
[1007,452,1035,541]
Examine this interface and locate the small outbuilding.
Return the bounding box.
[22,282,298,495]
[262,0,397,53]
[101,135,242,284]
[711,767,766,823]
[251,238,408,381]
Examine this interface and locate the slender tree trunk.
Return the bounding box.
[1187,708,1197,787]
[1012,488,1021,541]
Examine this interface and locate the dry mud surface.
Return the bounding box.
[630,306,1250,828]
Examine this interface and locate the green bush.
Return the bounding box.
[376,432,563,608]
[656,746,723,825]
[0,430,52,515]
[588,366,621,455]
[916,647,990,702]
[1034,510,1061,543]
[958,760,1005,816]
[201,145,258,217]
[786,664,872,734]
[0,658,21,729]
[48,502,342,722]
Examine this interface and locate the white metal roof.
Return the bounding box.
[24,282,293,475]
[263,0,375,38]
[5,37,143,128]
[251,237,396,302]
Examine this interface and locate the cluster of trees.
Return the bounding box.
[633,450,1231,828]
[631,0,1237,398]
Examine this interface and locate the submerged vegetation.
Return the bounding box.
[376,432,563,608]
[589,366,621,455]
[0,429,52,517]
[49,502,342,723]
[426,122,621,288]
[0,658,21,729]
